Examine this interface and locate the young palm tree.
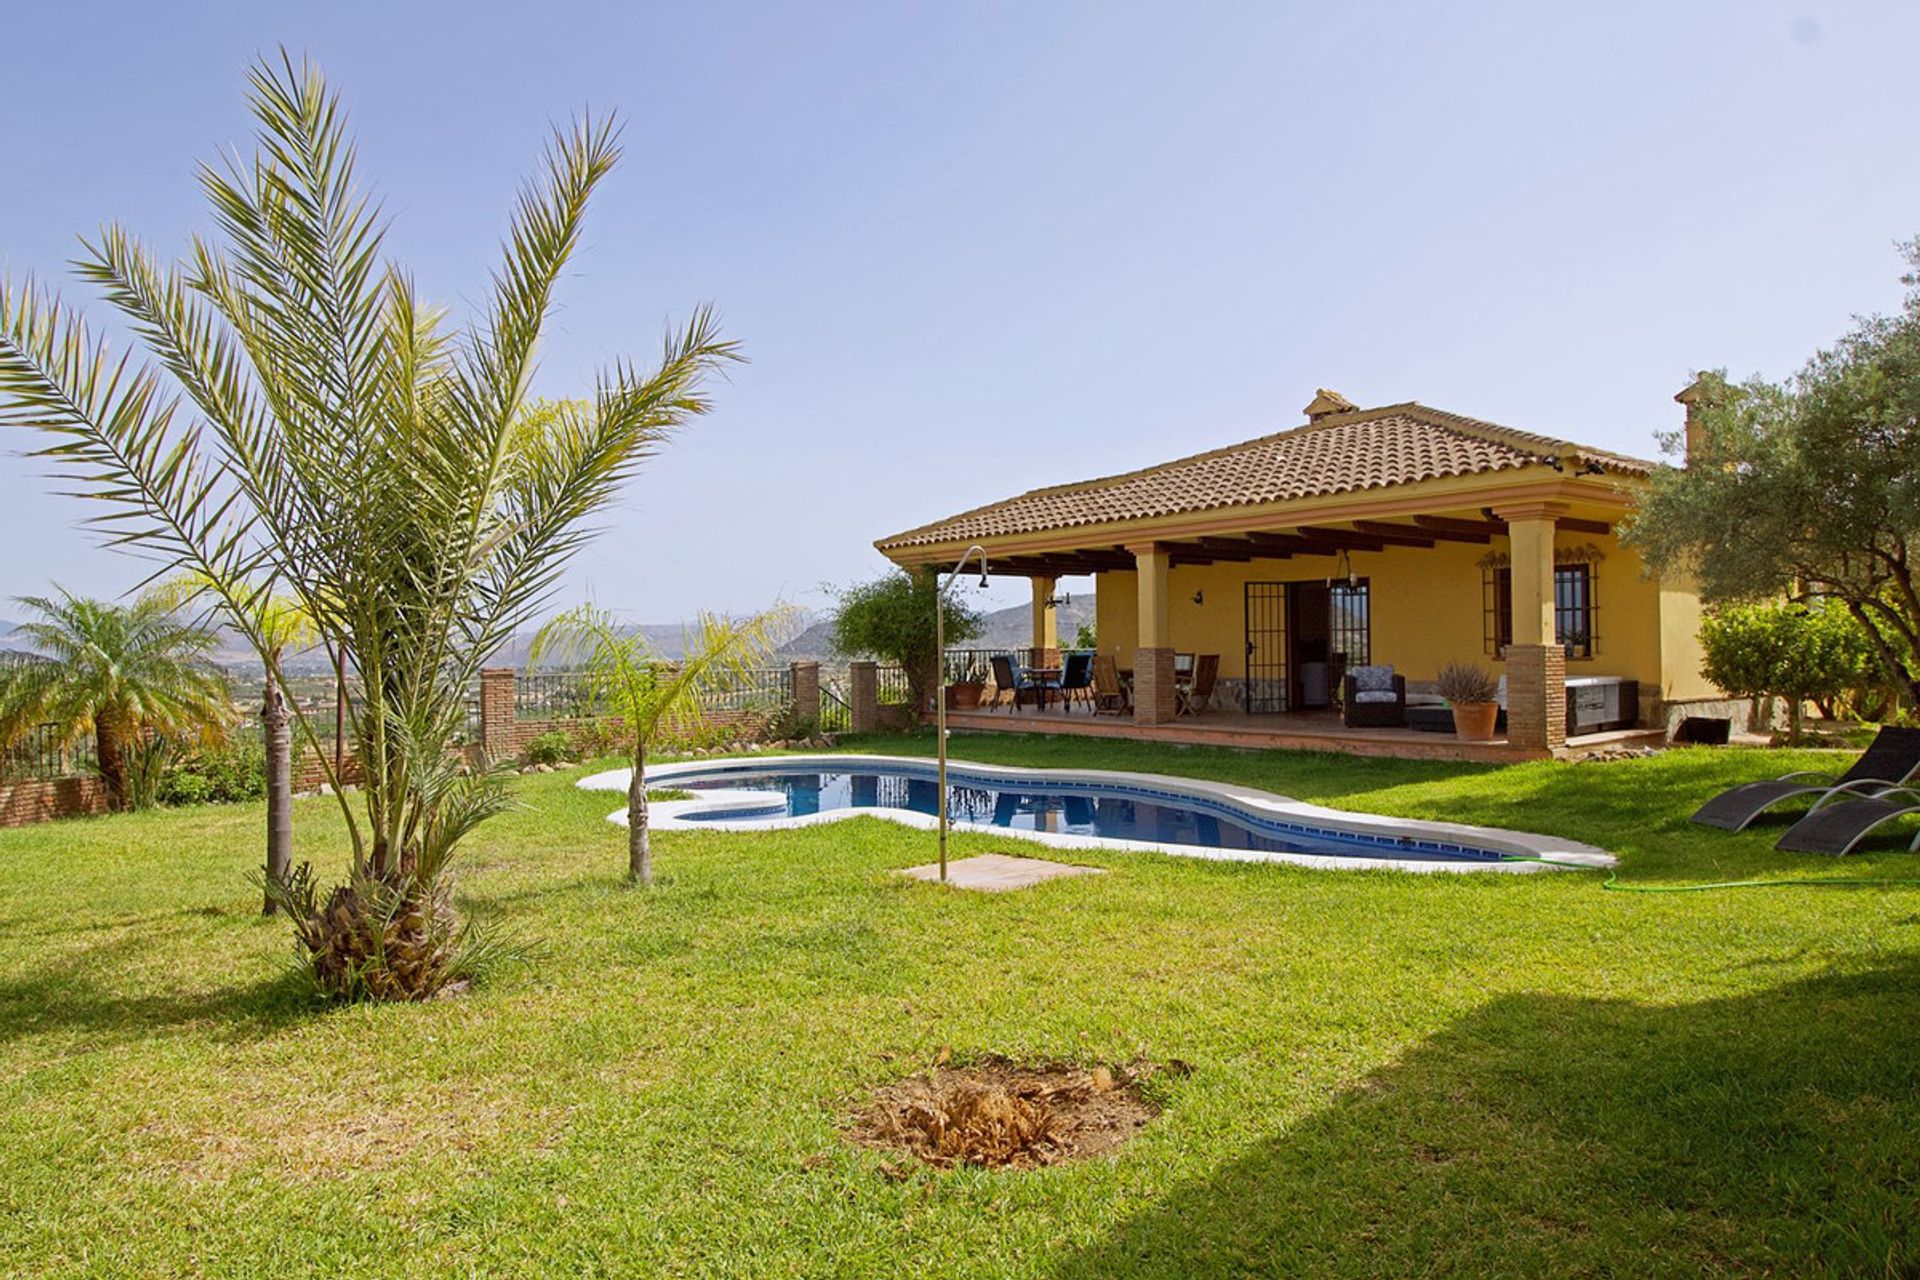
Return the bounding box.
[530,607,790,884]
[0,55,736,997]
[0,591,231,810]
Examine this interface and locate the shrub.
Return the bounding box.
[566,719,620,760]
[1699,600,1882,742]
[523,730,574,767]
[157,738,266,807]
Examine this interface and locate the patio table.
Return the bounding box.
[1021,666,1062,712]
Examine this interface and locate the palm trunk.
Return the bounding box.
[262,678,293,915]
[627,739,650,885]
[94,711,129,812]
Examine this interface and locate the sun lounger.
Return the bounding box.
[1690,726,1920,832]
[1775,783,1920,856]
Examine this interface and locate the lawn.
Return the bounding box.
[1,732,1917,1277]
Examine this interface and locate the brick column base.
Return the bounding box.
[1505,644,1566,751]
[849,661,879,734]
[789,661,820,729]
[1132,647,1177,726]
[479,667,517,762]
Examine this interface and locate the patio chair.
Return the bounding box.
[1690,725,1920,831]
[990,654,1050,713]
[1059,651,1094,711]
[1009,653,1064,712]
[1773,783,1920,856]
[1091,655,1129,715]
[1177,653,1220,716]
[1342,664,1405,728]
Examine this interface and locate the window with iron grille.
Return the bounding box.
[1483,562,1599,659]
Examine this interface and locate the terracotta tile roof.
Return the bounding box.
[877,402,1653,551]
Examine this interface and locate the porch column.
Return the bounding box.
[1496,503,1567,752]
[1029,576,1057,660]
[1129,542,1175,725]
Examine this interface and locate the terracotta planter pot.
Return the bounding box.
[947,682,985,710]
[1451,700,1499,741]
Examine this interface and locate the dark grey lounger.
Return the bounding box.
[1776,783,1920,856]
[1690,726,1920,832]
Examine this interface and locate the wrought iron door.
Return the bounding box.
[1244,582,1287,713]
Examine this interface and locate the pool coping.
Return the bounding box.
[574,754,1616,874]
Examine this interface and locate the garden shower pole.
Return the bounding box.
[936,545,990,882]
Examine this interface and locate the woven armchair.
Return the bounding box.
[1342,665,1406,728]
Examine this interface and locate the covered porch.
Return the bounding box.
[983,498,1600,757]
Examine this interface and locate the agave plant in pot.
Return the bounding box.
[1436,662,1501,741]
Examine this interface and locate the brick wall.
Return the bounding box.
[0,775,109,828]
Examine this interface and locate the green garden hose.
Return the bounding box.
[1499,854,1920,893]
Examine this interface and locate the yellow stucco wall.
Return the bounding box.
[1092,531,1712,697]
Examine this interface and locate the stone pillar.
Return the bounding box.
[479,667,517,761]
[1129,543,1175,725]
[849,660,879,734]
[1495,504,1566,752]
[1030,576,1057,663]
[789,660,820,729]
[1505,644,1567,751]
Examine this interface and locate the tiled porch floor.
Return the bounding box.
[944,703,1662,762]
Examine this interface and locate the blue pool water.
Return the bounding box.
[672,766,1507,863]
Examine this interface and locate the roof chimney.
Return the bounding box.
[1303,388,1359,422]
[1674,376,1713,465]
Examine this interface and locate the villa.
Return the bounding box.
[877,386,1727,760]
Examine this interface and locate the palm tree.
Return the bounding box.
[151,575,316,914]
[0,55,735,998]
[530,607,789,884]
[0,591,231,810]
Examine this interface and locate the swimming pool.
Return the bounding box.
[576,755,1614,874]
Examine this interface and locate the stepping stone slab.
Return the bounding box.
[898,853,1107,892]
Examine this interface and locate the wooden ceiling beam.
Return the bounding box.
[1353,519,1472,545]
[1198,537,1261,560]
[1309,523,1435,548]
[1242,531,1355,558]
[1182,542,1252,562]
[1294,526,1388,552]
[1415,514,1507,537]
[1557,516,1613,536]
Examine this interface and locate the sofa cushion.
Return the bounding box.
[1350,665,1395,694]
[1353,690,1399,704]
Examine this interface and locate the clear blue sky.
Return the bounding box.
[2,1,1915,620]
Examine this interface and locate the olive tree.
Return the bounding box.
[828,569,982,721]
[1625,244,1920,717]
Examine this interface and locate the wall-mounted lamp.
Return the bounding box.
[1042,591,1072,610]
[1191,589,1204,606]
